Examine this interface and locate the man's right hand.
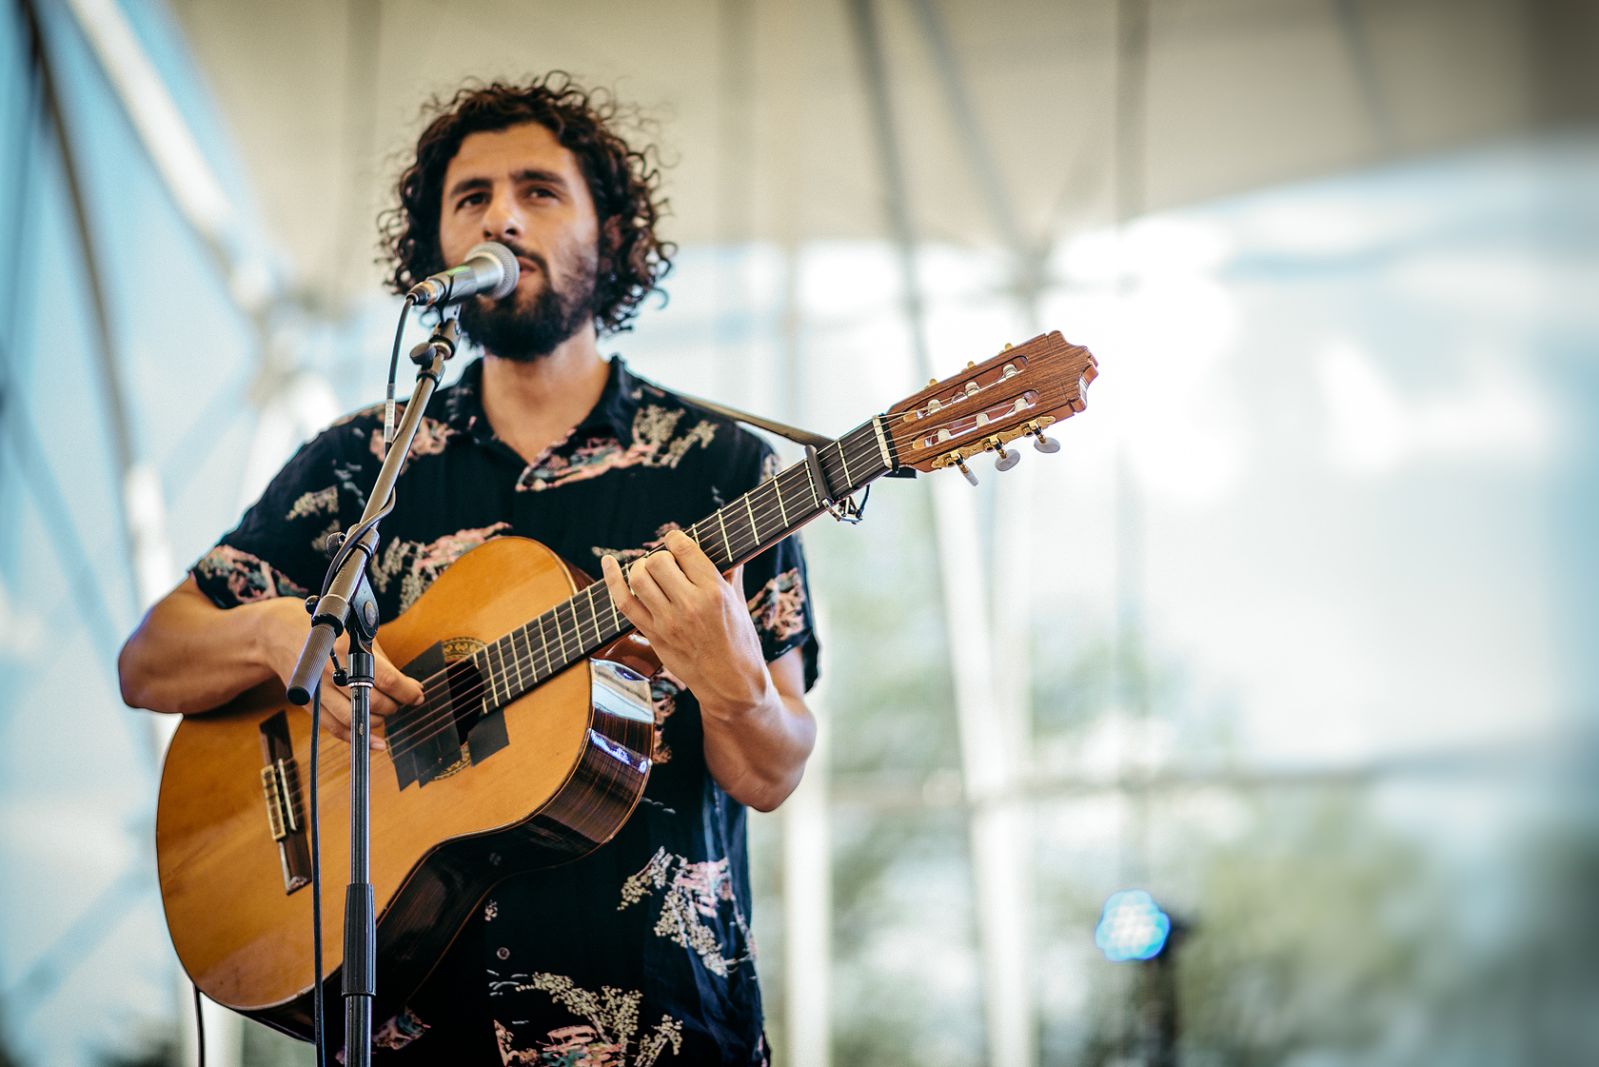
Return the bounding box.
[255,596,425,749]
[119,575,424,750]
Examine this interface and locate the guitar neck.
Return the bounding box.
[466,418,895,707]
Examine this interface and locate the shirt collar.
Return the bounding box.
[440,355,643,448]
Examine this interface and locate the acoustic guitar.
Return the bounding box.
[155,330,1098,1038]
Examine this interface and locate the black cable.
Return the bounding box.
[191,983,206,1067]
[382,294,417,449]
[310,682,326,1067]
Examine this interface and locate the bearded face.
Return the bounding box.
[433,122,606,362]
[456,243,598,362]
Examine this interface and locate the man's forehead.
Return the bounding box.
[445,122,579,181]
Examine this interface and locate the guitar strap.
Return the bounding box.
[670,389,833,448]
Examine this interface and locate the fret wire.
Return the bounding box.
[518,625,533,689]
[539,612,558,678]
[566,601,585,659]
[584,585,601,647]
[488,641,502,708]
[736,490,757,558]
[586,588,607,646]
[716,509,730,565]
[569,595,586,653]
[686,523,711,570]
[781,465,816,519]
[756,479,780,545]
[520,624,537,684]
[554,602,572,663]
[774,473,788,527]
[686,521,711,570]
[499,632,513,699]
[578,597,596,649]
[578,588,598,646]
[744,492,759,547]
[835,438,854,489]
[766,478,784,538]
[597,584,619,639]
[508,627,526,695]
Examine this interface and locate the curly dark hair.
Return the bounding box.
[379,73,673,336]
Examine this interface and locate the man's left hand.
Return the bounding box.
[600,529,770,718]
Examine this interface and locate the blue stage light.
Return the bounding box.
[1095,889,1172,962]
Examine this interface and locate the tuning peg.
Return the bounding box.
[994,442,1021,471]
[1028,422,1060,454]
[952,452,978,486]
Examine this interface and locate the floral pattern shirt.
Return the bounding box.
[192,356,819,1066]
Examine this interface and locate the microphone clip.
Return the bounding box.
[409,306,460,381]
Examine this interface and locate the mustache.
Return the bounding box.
[495,242,548,278]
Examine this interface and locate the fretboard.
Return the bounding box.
[461,418,894,710]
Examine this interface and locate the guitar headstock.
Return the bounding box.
[885,331,1098,481]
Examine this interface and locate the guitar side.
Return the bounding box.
[154,536,656,1037]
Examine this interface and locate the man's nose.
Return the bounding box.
[482,189,523,241]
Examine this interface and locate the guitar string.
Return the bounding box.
[303,374,1075,783]
[302,430,885,781]
[302,438,866,783]
[305,368,1078,786]
[354,431,876,767]
[305,379,1070,783]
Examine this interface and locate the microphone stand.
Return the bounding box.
[286,306,460,1067]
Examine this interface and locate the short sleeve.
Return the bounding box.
[190,430,350,610]
[739,443,822,693]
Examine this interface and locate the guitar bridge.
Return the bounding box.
[258,712,311,894]
[259,758,303,841]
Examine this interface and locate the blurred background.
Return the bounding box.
[2,0,1596,1063]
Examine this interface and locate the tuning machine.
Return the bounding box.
[949,450,979,486]
[1026,420,1060,454]
[986,435,1021,471]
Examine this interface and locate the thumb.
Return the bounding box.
[374,640,424,704]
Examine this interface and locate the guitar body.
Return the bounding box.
[155,536,657,1039]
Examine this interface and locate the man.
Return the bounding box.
[118,74,819,1065]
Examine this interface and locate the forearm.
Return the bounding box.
[118,577,292,714]
[699,660,817,813]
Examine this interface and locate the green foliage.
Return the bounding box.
[1166,793,1442,1067]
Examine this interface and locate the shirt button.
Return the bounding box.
[497,947,510,960]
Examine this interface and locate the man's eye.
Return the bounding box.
[457,193,487,210]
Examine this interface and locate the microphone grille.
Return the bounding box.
[467,241,520,299]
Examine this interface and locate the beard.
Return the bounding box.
[456,247,597,363]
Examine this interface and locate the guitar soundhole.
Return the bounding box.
[389,638,510,790]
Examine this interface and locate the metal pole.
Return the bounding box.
[845,2,1032,1064]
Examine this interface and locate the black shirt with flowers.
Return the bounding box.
[192,356,819,1066]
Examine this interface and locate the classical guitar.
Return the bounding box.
[155,330,1098,1038]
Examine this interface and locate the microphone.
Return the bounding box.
[407,242,519,307]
